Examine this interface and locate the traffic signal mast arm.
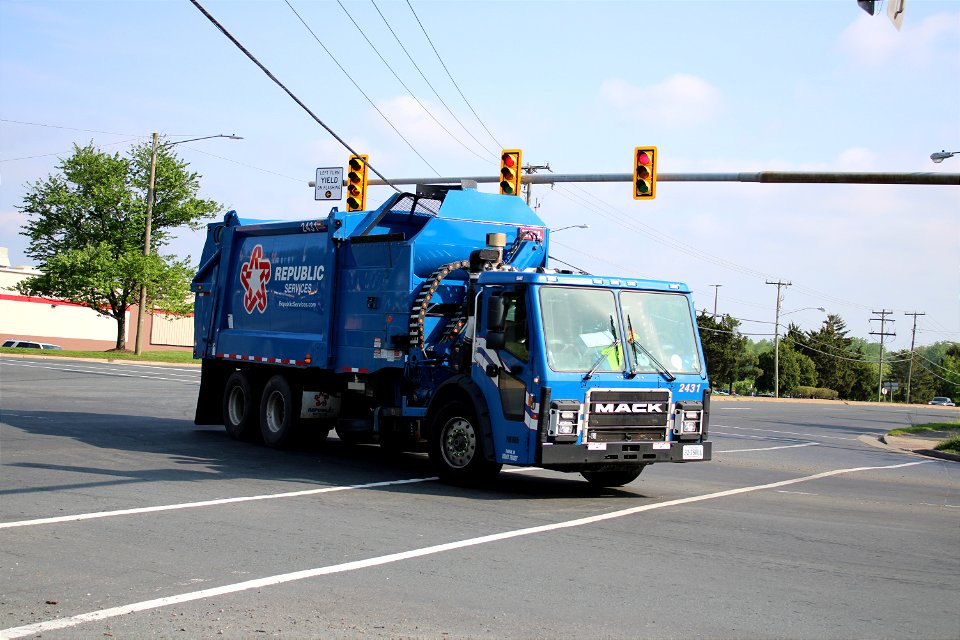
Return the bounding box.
[364,171,959,186]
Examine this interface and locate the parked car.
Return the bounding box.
[928,397,955,406]
[1,339,63,350]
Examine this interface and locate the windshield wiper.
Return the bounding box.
[626,314,676,382]
[584,315,621,380]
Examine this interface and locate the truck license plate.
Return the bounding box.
[682,445,704,460]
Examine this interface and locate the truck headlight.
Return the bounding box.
[548,400,582,442]
[673,403,703,440]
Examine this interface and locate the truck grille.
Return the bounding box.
[585,389,671,442]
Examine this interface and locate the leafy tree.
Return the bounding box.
[16,141,219,350]
[696,311,748,393]
[790,314,875,400]
[755,341,814,395]
[935,344,960,399]
[887,349,938,403]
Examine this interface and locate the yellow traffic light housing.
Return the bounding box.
[499,149,523,196]
[346,154,368,212]
[633,146,657,200]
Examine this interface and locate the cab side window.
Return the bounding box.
[502,292,528,362]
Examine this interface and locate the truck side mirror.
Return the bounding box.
[486,295,506,332]
[485,295,507,350]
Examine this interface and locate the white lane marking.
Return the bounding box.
[717,407,752,410]
[0,477,437,529]
[920,502,960,509]
[776,490,818,496]
[0,361,199,384]
[718,442,820,454]
[713,424,859,441]
[0,460,929,639]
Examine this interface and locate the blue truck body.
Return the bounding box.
[192,185,711,486]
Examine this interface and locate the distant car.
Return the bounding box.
[1,339,63,350]
[928,397,955,406]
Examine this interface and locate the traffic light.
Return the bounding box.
[346,154,368,212]
[633,146,657,200]
[499,149,522,196]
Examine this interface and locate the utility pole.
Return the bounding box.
[904,311,925,404]
[135,132,159,355]
[869,310,896,402]
[766,280,791,398]
[521,162,551,206]
[710,284,722,317]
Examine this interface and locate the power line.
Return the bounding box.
[369,0,497,159]
[283,0,440,177]
[187,0,400,192]
[405,0,503,150]
[0,118,139,137]
[334,1,487,164]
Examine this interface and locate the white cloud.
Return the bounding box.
[599,74,723,127]
[839,11,960,66]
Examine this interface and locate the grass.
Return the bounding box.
[0,347,197,364]
[935,436,960,455]
[889,421,960,455]
[888,422,960,436]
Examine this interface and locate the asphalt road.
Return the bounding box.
[1,356,958,639]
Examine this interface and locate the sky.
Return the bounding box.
[1,0,958,349]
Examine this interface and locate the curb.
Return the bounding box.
[876,434,960,462]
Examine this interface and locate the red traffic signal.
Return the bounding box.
[633,146,657,200]
[499,149,523,196]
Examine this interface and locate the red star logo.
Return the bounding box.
[240,244,271,313]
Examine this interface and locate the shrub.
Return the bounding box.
[795,386,839,400]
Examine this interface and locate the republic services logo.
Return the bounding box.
[240,244,271,313]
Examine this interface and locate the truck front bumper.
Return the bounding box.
[540,440,711,469]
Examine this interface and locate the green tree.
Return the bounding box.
[935,344,960,399]
[791,314,875,400]
[887,349,938,403]
[696,311,748,393]
[755,341,814,396]
[16,141,219,350]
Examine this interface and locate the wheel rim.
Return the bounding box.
[441,416,477,468]
[264,390,285,435]
[226,386,245,426]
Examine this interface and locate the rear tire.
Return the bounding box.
[260,375,300,448]
[581,464,646,487]
[428,401,502,483]
[222,371,260,441]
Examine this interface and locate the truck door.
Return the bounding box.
[484,288,539,465]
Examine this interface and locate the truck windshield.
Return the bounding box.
[620,291,702,375]
[540,287,624,372]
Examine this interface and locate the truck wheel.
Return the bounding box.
[580,464,646,488]
[429,402,502,483]
[223,371,259,441]
[260,375,300,448]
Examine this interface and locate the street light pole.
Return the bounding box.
[134,132,242,355]
[710,284,722,317]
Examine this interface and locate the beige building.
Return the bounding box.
[0,247,192,352]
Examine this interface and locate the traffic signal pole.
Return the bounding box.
[367,171,959,187]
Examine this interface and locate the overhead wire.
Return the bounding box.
[283,0,440,177]
[370,0,498,160]
[187,0,400,192]
[335,0,489,163]
[405,0,503,151]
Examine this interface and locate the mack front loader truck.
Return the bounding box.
[191,184,711,486]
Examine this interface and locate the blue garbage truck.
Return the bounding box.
[191,184,711,486]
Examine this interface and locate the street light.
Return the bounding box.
[550,224,589,232]
[135,132,242,355]
[930,150,958,163]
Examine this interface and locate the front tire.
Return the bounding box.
[428,402,502,483]
[223,371,260,441]
[260,375,300,448]
[581,464,646,487]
